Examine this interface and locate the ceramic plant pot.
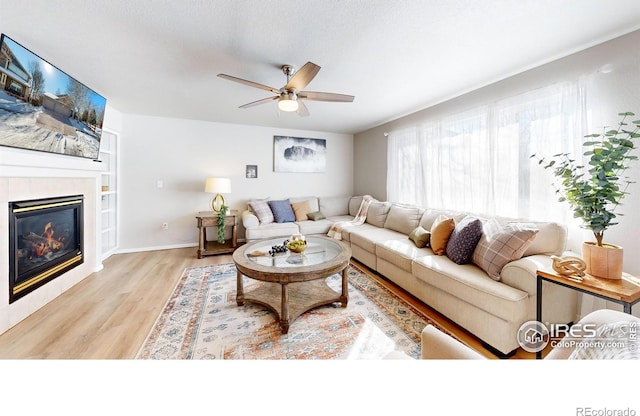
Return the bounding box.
[582,242,623,280]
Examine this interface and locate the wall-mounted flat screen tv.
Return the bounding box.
[0,33,107,159]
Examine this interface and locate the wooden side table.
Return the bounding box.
[535,268,640,358]
[196,211,238,258]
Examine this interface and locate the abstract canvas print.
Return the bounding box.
[273,135,326,173]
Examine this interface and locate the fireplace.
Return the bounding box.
[9,195,84,303]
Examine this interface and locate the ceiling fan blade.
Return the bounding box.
[285,62,320,92]
[298,91,355,102]
[218,73,280,94]
[296,99,310,117]
[239,96,278,108]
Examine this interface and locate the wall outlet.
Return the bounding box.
[162,222,169,230]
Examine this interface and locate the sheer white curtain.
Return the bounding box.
[387,81,587,224]
[387,126,425,206]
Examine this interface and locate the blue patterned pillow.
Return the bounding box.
[268,199,296,223]
[446,216,483,264]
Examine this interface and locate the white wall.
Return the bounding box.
[355,29,640,276]
[118,114,354,251]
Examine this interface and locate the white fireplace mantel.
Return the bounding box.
[0,146,105,334]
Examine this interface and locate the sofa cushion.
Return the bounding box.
[446,216,483,264]
[569,321,640,359]
[408,226,430,248]
[349,196,365,216]
[268,199,296,223]
[384,204,424,235]
[290,196,319,213]
[327,217,372,242]
[497,218,566,257]
[291,200,312,221]
[377,238,429,272]
[366,201,392,227]
[349,227,405,254]
[546,309,640,359]
[244,222,299,240]
[412,255,529,322]
[520,221,566,257]
[472,219,538,281]
[319,196,351,217]
[430,215,455,256]
[419,209,467,230]
[248,199,274,224]
[307,211,326,221]
[297,219,333,235]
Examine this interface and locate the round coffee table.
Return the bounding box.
[232,235,352,333]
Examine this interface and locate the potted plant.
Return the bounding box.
[532,112,640,279]
[217,205,228,244]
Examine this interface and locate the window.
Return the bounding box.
[387,81,586,223]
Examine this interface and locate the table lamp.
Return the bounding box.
[204,177,231,212]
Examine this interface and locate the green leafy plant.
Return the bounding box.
[531,112,640,247]
[217,205,228,244]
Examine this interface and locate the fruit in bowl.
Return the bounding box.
[286,239,307,253]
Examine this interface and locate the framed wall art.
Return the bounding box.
[246,164,258,178]
[273,135,326,173]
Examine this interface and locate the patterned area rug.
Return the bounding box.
[137,262,444,359]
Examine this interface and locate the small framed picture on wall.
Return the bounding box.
[246,165,258,178]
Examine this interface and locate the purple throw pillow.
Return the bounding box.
[446,216,483,264]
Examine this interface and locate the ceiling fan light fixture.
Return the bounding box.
[278,92,299,112]
[219,62,354,116]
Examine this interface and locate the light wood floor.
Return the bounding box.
[0,247,536,359]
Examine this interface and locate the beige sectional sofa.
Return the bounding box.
[241,195,579,357]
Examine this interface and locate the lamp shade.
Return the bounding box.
[204,177,231,194]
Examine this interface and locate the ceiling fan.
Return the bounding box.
[217,62,354,117]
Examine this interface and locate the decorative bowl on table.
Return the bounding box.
[286,239,307,253]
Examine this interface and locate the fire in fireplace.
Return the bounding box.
[9,195,84,303]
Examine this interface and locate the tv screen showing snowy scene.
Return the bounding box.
[0,34,107,159]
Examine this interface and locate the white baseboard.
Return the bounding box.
[116,243,198,254]
[112,238,247,255]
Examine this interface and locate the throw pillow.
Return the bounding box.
[268,199,296,223]
[248,199,274,224]
[445,216,484,264]
[291,200,312,221]
[408,226,431,248]
[472,219,538,280]
[429,214,455,256]
[307,211,326,221]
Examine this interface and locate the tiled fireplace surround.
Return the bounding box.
[0,154,103,334]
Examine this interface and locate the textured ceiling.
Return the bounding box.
[1,0,640,134]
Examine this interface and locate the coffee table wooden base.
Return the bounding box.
[236,268,348,334]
